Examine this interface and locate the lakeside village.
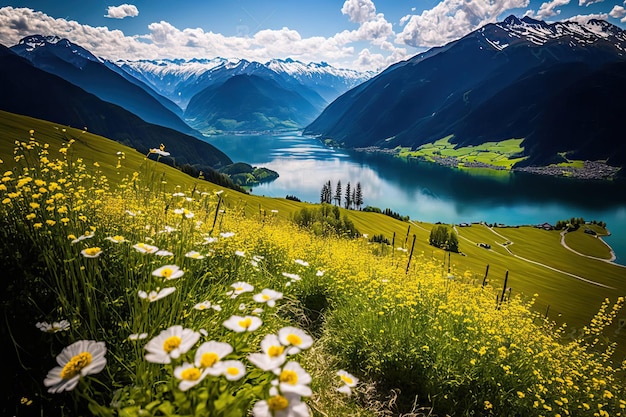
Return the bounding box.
[416,155,620,180]
[350,146,622,180]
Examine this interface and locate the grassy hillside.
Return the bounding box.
[2,111,626,416]
[1,110,624,331]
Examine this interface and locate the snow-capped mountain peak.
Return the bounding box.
[118,57,375,106]
[488,15,626,51]
[13,34,103,65]
[18,34,62,51]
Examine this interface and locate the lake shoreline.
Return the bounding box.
[350,145,622,181]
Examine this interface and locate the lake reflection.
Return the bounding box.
[206,131,626,262]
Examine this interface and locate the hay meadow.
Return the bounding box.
[2,112,626,416]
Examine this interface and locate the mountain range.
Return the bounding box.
[5,35,372,137]
[2,15,626,177]
[304,15,626,170]
[10,35,196,137]
[117,57,372,133]
[0,44,232,172]
[116,57,373,109]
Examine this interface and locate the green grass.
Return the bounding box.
[564,226,613,260]
[1,110,624,334]
[3,111,626,417]
[396,136,528,170]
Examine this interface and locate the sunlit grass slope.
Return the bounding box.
[1,110,626,416]
[1,110,624,330]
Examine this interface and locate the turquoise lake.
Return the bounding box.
[206,131,626,263]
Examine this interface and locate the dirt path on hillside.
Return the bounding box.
[559,230,625,269]
[412,221,617,288]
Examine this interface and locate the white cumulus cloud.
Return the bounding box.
[0,4,406,72]
[534,0,571,18]
[566,12,609,23]
[578,0,604,6]
[341,0,377,24]
[105,4,139,19]
[396,0,530,47]
[609,4,626,22]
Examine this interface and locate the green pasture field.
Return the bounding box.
[564,225,614,260]
[396,136,528,169]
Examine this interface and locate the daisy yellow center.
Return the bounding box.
[236,286,243,291]
[262,294,271,300]
[163,336,182,353]
[60,352,92,380]
[279,369,298,385]
[268,345,285,358]
[340,375,354,385]
[160,268,173,278]
[226,367,240,376]
[201,352,219,368]
[238,318,253,329]
[113,236,124,242]
[84,247,101,256]
[268,395,289,411]
[181,368,201,381]
[286,334,302,346]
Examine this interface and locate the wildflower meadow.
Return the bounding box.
[2,131,626,416]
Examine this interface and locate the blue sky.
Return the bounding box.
[1,0,625,71]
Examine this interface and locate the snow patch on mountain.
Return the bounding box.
[484,15,626,51]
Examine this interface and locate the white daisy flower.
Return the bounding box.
[152,265,184,280]
[282,272,301,281]
[194,301,213,310]
[219,232,235,238]
[278,327,313,355]
[71,233,95,244]
[253,289,283,308]
[194,341,233,375]
[105,235,126,244]
[252,387,309,417]
[44,340,107,394]
[138,287,176,302]
[185,251,205,259]
[155,250,174,257]
[80,247,102,258]
[223,315,263,333]
[294,259,309,267]
[174,362,208,391]
[144,325,200,364]
[227,281,254,298]
[36,320,70,333]
[336,370,358,396]
[248,334,287,371]
[128,333,148,341]
[272,361,312,397]
[133,243,159,254]
[220,360,246,381]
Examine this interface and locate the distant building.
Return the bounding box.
[536,222,554,230]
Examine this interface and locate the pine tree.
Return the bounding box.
[344,182,351,209]
[326,181,332,204]
[355,182,363,210]
[320,183,330,204]
[334,180,342,206]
